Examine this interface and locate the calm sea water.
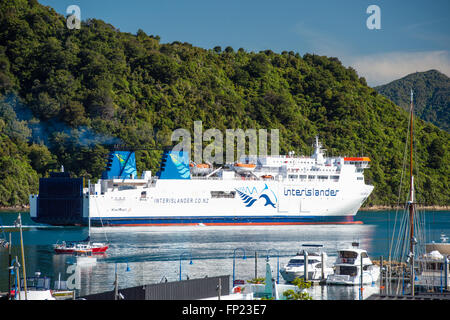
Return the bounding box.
[0,210,449,300]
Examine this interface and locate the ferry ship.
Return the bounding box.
[29,138,374,227]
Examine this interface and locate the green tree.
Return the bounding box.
[282,277,313,300]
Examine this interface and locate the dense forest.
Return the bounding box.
[375,70,450,132]
[0,0,448,208]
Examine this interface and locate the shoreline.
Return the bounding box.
[1,204,449,213]
[360,205,449,211]
[0,205,29,212]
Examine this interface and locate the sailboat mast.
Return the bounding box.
[87,179,91,243]
[409,89,414,254]
[408,89,415,297]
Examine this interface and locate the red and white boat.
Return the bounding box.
[53,241,108,254]
[54,210,109,254]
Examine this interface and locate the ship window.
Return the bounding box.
[318,176,328,180]
[339,266,357,276]
[211,191,236,198]
[308,175,315,180]
[288,259,304,266]
[288,174,298,179]
[339,251,358,259]
[331,175,340,181]
[428,262,442,271]
[299,175,307,180]
[361,252,368,258]
[357,177,363,180]
[118,185,137,191]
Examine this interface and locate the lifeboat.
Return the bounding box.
[190,162,213,176]
[233,163,256,174]
[261,175,274,180]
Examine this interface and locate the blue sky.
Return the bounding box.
[39,0,450,86]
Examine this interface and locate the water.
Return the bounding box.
[0,210,449,299]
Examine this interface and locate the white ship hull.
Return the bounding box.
[85,179,373,226]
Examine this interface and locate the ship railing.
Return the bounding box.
[190,176,223,180]
[191,176,269,181]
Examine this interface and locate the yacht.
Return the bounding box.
[415,250,450,290]
[327,246,380,285]
[280,244,333,282]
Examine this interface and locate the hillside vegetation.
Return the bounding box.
[0,0,448,207]
[375,70,450,132]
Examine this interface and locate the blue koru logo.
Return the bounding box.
[235,184,277,208]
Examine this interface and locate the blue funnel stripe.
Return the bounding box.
[102,151,137,179]
[157,150,191,180]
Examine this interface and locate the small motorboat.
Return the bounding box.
[54,211,109,254]
[326,245,380,285]
[280,244,333,282]
[54,241,108,254]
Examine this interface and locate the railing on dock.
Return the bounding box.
[80,275,230,300]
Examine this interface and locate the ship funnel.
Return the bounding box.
[156,149,191,180]
[101,151,137,179]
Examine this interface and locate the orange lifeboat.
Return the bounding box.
[190,162,213,176]
[233,162,256,173]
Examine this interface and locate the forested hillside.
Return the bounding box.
[0,0,448,207]
[375,70,450,132]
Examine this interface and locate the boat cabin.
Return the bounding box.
[336,249,370,265]
[20,273,51,292]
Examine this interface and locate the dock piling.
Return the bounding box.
[304,251,309,281]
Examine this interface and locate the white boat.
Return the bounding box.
[416,234,450,289]
[280,245,333,282]
[327,246,380,285]
[13,272,56,300]
[415,250,450,289]
[30,137,374,227]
